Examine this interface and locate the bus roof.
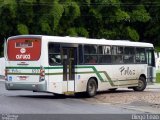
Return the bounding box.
[8,35,153,48]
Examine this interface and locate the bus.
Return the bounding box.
[5,35,156,97]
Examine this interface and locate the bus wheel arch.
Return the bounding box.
[86,77,98,97]
[139,74,146,81]
[91,77,98,89]
[133,74,147,91]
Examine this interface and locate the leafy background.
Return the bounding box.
[0,0,160,56]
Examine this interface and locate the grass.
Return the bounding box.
[156,73,160,83]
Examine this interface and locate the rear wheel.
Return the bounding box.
[86,78,97,97]
[133,76,147,91]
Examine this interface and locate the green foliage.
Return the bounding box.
[89,8,102,20]
[130,5,151,22]
[115,9,130,22]
[85,0,91,5]
[40,18,52,34]
[0,0,160,57]
[67,27,89,37]
[76,27,89,37]
[51,1,64,30]
[67,28,78,37]
[126,27,139,41]
[0,0,17,17]
[156,73,160,83]
[99,29,117,39]
[155,47,160,52]
[17,24,29,34]
[63,1,80,20]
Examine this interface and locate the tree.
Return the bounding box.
[0,0,160,57]
[143,0,160,51]
[0,0,17,57]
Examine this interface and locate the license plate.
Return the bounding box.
[17,76,28,80]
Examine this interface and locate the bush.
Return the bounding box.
[156,73,160,83]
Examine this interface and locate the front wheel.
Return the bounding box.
[86,78,97,97]
[133,76,147,91]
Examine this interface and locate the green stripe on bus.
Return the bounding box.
[6,66,135,86]
[6,66,105,82]
[6,66,63,69]
[7,73,39,75]
[46,71,97,75]
[7,71,98,76]
[76,66,104,82]
[99,71,114,86]
[7,71,138,87]
[44,67,63,69]
[6,67,40,69]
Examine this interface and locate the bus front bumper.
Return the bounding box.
[5,81,47,92]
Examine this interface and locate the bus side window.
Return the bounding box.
[146,49,155,67]
[84,45,98,64]
[136,48,146,63]
[112,46,123,64]
[48,43,61,65]
[99,46,112,64]
[89,56,98,63]
[124,47,135,64]
[78,45,83,64]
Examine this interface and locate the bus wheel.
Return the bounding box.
[133,76,147,91]
[86,78,97,97]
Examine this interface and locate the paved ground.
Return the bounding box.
[84,84,160,114]
[0,81,144,114]
[0,80,160,120]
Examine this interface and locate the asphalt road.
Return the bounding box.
[0,81,152,120]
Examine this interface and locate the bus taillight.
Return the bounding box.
[5,69,8,80]
[40,66,45,82]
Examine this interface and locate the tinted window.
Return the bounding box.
[124,47,135,63]
[84,45,98,54]
[136,48,146,63]
[112,46,123,64]
[48,43,61,65]
[84,55,98,64]
[78,45,83,64]
[84,45,98,64]
[146,48,155,66]
[99,46,111,63]
[99,46,111,55]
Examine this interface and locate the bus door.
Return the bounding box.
[62,47,77,93]
[146,49,156,83]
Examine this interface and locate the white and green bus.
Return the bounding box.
[5,35,156,97]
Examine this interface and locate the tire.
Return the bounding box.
[133,76,147,91]
[86,78,97,97]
